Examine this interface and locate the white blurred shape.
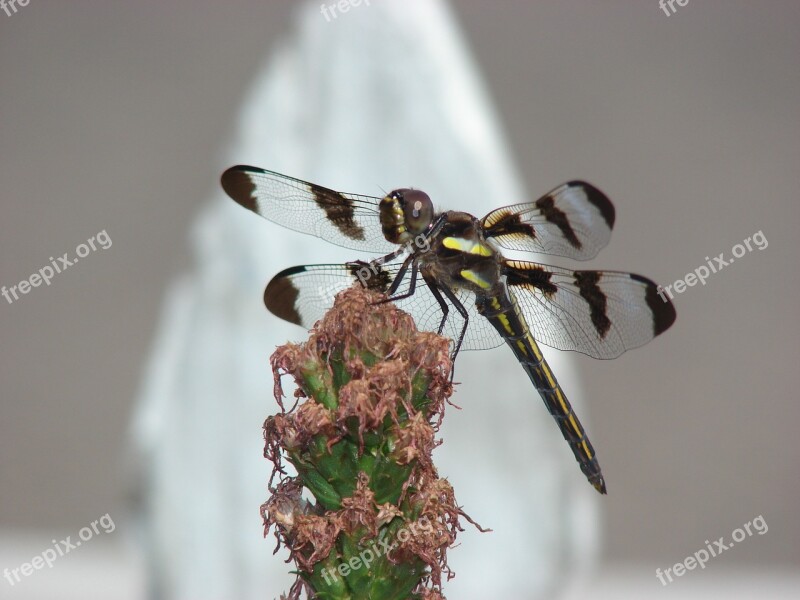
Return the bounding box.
[130,1,599,598]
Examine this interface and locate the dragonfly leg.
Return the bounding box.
[372,255,419,304]
[372,247,404,266]
[386,255,417,300]
[420,273,468,382]
[436,282,469,364]
[420,272,450,336]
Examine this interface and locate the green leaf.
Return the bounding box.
[295,464,342,511]
[306,547,352,600]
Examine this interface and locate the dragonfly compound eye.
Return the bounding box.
[380,188,434,243]
[401,190,434,236]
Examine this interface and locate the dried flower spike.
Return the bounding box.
[262,286,466,599]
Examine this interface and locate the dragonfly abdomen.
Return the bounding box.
[520,360,606,494]
[477,292,607,494]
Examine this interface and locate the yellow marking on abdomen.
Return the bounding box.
[498,313,514,334]
[582,440,592,458]
[510,306,596,464]
[538,359,559,398]
[550,379,593,460]
[494,294,596,464]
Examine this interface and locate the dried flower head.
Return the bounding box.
[261,286,471,599]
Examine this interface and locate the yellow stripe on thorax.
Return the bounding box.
[443,236,493,256]
[460,269,491,289]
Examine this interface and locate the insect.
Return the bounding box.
[221,165,676,494]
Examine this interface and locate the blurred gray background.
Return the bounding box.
[1,0,798,585]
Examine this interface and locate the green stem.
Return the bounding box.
[261,286,464,600]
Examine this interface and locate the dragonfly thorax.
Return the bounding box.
[379,189,434,245]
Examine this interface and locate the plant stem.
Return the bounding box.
[261,286,465,599]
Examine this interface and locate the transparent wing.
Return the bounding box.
[503,259,676,359]
[482,181,615,260]
[221,165,397,253]
[263,262,505,351]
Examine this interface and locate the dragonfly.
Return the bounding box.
[221,165,676,494]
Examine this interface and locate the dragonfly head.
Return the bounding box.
[380,189,434,245]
